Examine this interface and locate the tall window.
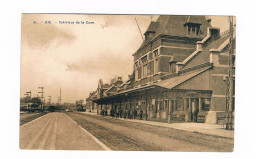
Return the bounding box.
[153,49,159,58]
[141,101,146,110]
[154,59,158,74]
[143,64,147,77]
[176,98,184,111]
[159,101,163,110]
[164,100,169,111]
[201,98,211,111]
[135,69,138,81]
[170,100,174,113]
[141,56,147,64]
[134,61,138,81]
[138,68,142,79]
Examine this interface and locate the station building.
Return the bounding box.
[86,15,235,124]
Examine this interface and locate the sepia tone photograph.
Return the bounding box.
[20,14,235,152]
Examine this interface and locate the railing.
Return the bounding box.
[220,26,236,37]
[220,30,230,37]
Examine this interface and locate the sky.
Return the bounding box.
[21,14,232,104]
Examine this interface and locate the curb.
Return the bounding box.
[65,113,111,151]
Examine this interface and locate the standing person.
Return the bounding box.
[116,110,119,118]
[119,109,122,118]
[140,109,143,120]
[131,109,134,119]
[127,110,131,119]
[112,109,115,118]
[110,109,113,117]
[123,110,127,119]
[134,109,137,119]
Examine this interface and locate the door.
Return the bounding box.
[191,98,199,122]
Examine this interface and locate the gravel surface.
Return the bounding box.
[20,113,46,126]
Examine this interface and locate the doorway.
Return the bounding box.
[191,98,199,122]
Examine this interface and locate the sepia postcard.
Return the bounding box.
[20,14,235,151]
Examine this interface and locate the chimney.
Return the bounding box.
[207,18,212,25]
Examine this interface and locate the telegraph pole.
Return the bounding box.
[26,91,31,99]
[38,87,44,110]
[48,96,52,105]
[58,88,61,105]
[225,16,234,130]
[24,93,29,103]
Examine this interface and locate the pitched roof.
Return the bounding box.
[145,21,159,33]
[103,84,111,89]
[95,65,211,102]
[106,85,117,93]
[155,66,211,89]
[181,34,230,70]
[185,16,204,24]
[169,55,188,63]
[86,91,97,100]
[136,15,211,52]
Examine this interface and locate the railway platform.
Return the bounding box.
[80,112,234,139]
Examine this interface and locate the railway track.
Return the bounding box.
[69,112,233,151]
[67,113,161,151]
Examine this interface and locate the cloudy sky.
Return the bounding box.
[21,14,231,103]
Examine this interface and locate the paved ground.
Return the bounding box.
[20,112,109,150]
[68,112,234,151]
[82,112,234,139]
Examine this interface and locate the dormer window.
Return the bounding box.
[185,23,201,35]
[144,31,155,41]
[143,21,158,41]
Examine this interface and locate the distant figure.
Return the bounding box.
[110,109,114,117]
[134,109,137,119]
[127,110,131,119]
[123,110,127,119]
[140,109,143,120]
[116,110,119,118]
[119,109,123,118]
[105,110,108,116]
[130,109,134,119]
